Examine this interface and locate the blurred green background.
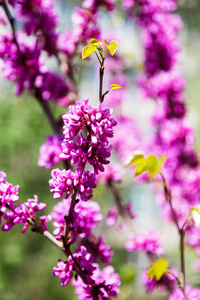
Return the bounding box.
[1,1,200,299]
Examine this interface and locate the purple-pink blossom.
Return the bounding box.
[74,246,96,279]
[72,263,120,300]
[49,168,96,201]
[51,197,102,240]
[8,0,59,55]
[0,171,20,214]
[53,257,74,287]
[82,0,116,12]
[169,285,200,300]
[125,230,164,255]
[38,135,63,169]
[84,236,114,264]
[60,98,117,174]
[0,33,69,101]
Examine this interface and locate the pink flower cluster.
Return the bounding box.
[82,0,116,12]
[58,0,116,59]
[60,98,117,174]
[38,135,63,169]
[125,230,164,255]
[121,0,200,238]
[51,197,113,264]
[53,256,74,287]
[72,263,120,300]
[169,285,200,300]
[0,33,69,99]
[0,171,47,232]
[53,246,119,298]
[8,0,58,55]
[58,7,100,58]
[49,168,96,201]
[51,197,102,240]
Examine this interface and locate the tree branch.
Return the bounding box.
[63,188,77,247]
[1,0,21,53]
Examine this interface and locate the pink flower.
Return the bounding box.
[125,230,164,255]
[38,135,63,169]
[53,257,74,286]
[72,263,120,299]
[169,285,200,300]
[49,168,96,201]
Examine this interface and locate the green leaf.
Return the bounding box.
[111,84,122,90]
[82,45,95,60]
[89,38,102,47]
[147,258,169,281]
[108,40,118,56]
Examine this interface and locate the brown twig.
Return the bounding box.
[28,218,63,249]
[34,91,71,170]
[107,180,126,215]
[28,218,92,286]
[28,218,102,299]
[159,172,180,232]
[160,173,188,299]
[35,91,62,135]
[99,66,104,103]
[63,188,77,247]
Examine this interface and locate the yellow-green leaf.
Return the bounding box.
[82,45,95,60]
[90,38,98,44]
[104,39,109,47]
[158,154,166,169]
[147,258,169,281]
[108,40,118,56]
[135,159,147,177]
[89,38,102,46]
[111,84,122,90]
[191,205,200,227]
[125,152,144,167]
[125,152,147,177]
[146,154,159,179]
[146,154,166,179]
[126,152,166,178]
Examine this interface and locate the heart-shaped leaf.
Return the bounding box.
[125,152,144,167]
[89,38,102,47]
[82,45,95,60]
[108,40,118,56]
[147,258,169,281]
[146,154,159,179]
[126,152,166,178]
